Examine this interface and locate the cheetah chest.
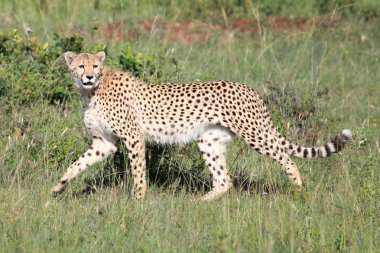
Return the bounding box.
[83,107,115,140]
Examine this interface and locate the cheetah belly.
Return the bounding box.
[141,122,209,145]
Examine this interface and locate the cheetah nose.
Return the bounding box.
[86,75,94,80]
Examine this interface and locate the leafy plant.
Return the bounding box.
[118,45,159,81]
[0,31,104,106]
[261,79,329,138]
[54,34,84,53]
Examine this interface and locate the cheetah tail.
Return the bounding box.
[286,129,352,159]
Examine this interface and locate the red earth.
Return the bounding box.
[96,16,338,43]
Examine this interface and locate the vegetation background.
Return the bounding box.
[0,0,379,252]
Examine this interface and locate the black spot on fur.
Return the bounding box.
[311,148,316,157]
[324,144,332,156]
[331,135,346,152]
[303,149,308,158]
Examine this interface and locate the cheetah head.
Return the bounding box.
[64,51,106,90]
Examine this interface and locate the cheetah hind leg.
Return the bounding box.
[197,127,234,201]
[242,134,302,188]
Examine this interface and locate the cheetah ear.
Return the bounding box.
[64,51,77,66]
[95,51,106,63]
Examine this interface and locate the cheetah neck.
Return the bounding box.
[81,93,92,109]
[79,87,99,110]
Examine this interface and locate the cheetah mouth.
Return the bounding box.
[83,81,94,86]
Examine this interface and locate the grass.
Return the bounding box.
[0,1,379,252]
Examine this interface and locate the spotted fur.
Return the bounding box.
[51,51,351,200]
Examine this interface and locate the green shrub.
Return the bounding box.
[261,80,329,138]
[0,31,110,107]
[54,34,84,53]
[118,45,159,81]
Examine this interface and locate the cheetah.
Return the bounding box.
[51,51,352,201]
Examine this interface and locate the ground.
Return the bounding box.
[0,1,379,252]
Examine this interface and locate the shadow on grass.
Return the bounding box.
[73,144,288,198]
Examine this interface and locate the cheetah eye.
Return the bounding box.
[93,65,98,69]
[79,65,84,69]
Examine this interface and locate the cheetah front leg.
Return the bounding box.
[51,137,117,196]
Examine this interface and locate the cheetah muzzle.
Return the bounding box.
[51,51,352,201]
[83,81,94,86]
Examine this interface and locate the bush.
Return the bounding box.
[0,30,82,107]
[261,79,329,138]
[0,31,174,108]
[119,45,159,82]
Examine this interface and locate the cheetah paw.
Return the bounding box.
[51,181,68,197]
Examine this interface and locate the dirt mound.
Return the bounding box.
[95,22,126,42]
[143,16,337,43]
[97,16,338,43]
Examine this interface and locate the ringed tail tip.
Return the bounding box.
[341,129,352,140]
